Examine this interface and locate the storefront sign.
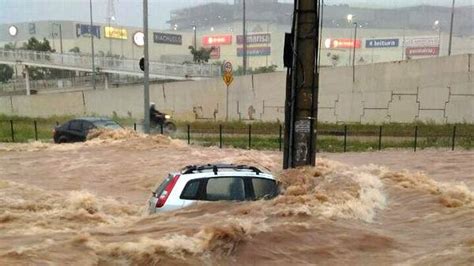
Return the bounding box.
[236,33,271,45]
[237,47,271,57]
[153,32,182,45]
[324,38,361,49]
[404,36,439,47]
[366,38,399,48]
[76,24,101,39]
[210,46,220,59]
[202,35,232,46]
[105,26,128,40]
[406,47,439,56]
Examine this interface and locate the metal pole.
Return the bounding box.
[187,124,190,144]
[242,0,247,75]
[193,25,197,50]
[352,22,357,82]
[143,0,151,133]
[378,125,382,151]
[279,124,282,151]
[451,125,456,151]
[219,124,223,148]
[414,126,418,152]
[248,124,251,149]
[318,0,324,70]
[89,0,96,90]
[10,120,15,142]
[226,85,229,121]
[448,0,455,56]
[34,120,38,141]
[343,125,347,152]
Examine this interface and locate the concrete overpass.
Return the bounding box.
[0,49,221,94]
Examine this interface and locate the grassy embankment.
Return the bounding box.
[0,115,472,152]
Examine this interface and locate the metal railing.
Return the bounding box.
[0,49,221,79]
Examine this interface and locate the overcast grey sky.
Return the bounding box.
[1,0,472,29]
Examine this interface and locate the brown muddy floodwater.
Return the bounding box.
[0,130,473,265]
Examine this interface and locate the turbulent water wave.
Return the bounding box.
[0,137,473,265]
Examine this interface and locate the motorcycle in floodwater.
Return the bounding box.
[150,112,177,134]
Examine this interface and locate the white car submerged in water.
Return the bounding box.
[148,164,279,214]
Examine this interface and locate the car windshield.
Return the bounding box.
[93,120,122,129]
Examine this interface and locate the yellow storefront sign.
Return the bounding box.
[105,26,128,40]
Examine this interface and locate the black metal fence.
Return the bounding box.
[0,120,472,152]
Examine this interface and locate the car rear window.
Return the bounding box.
[252,178,278,200]
[93,120,122,129]
[206,177,245,201]
[154,175,173,196]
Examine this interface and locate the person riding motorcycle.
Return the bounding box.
[149,102,164,124]
[149,103,175,132]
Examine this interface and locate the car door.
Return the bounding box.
[67,120,85,142]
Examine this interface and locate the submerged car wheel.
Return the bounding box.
[57,136,68,144]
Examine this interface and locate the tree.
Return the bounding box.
[69,47,80,53]
[0,43,16,83]
[188,46,214,63]
[21,37,73,80]
[0,65,14,83]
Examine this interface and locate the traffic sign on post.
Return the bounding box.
[222,61,233,121]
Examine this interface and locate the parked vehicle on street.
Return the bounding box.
[53,117,122,143]
[148,164,279,214]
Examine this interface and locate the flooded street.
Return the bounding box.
[0,133,473,265]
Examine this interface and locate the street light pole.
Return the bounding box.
[242,0,247,75]
[89,0,96,90]
[143,0,151,133]
[193,25,197,50]
[448,0,455,56]
[352,22,358,83]
[58,24,63,54]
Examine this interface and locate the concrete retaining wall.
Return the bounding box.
[1,54,473,124]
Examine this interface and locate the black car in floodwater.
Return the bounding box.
[53,117,122,143]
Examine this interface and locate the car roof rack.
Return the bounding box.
[181,164,262,175]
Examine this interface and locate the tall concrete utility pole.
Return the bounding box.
[143,0,151,133]
[242,0,247,75]
[448,0,455,56]
[283,0,320,169]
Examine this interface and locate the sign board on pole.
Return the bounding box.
[76,24,101,39]
[404,36,439,47]
[105,26,128,40]
[202,35,232,46]
[222,61,233,86]
[365,38,399,48]
[153,32,182,45]
[236,33,271,45]
[406,47,439,56]
[324,38,361,49]
[210,46,221,59]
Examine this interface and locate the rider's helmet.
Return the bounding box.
[150,102,155,108]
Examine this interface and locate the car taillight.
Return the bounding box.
[156,174,180,208]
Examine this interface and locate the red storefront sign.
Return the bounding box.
[325,38,361,49]
[406,47,439,56]
[210,46,220,59]
[202,35,232,46]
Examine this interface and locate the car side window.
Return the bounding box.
[69,120,82,131]
[83,121,95,131]
[206,177,245,201]
[252,178,278,200]
[180,179,202,200]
